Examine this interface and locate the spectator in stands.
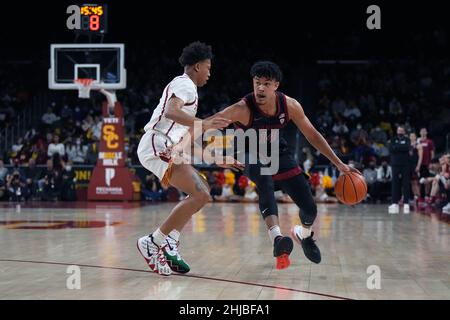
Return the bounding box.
[207,171,223,200]
[41,107,60,127]
[38,159,54,193]
[370,125,388,145]
[332,119,349,135]
[331,96,346,116]
[440,154,450,214]
[353,135,376,166]
[60,161,76,201]
[243,181,258,202]
[389,97,403,116]
[6,170,29,202]
[363,160,378,202]
[0,179,6,201]
[0,159,8,183]
[343,99,362,125]
[86,137,99,164]
[11,138,23,153]
[48,135,65,159]
[375,159,392,203]
[350,123,369,147]
[422,154,449,208]
[92,116,103,141]
[23,158,39,198]
[233,174,247,197]
[39,161,62,201]
[60,104,73,121]
[66,137,88,164]
[371,140,390,159]
[30,134,48,165]
[142,173,166,202]
[82,114,95,134]
[302,147,314,174]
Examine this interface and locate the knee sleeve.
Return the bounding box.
[278,173,317,226]
[299,199,317,226]
[248,163,278,219]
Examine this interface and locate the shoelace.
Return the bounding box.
[157,250,168,265]
[166,238,182,261]
[302,232,316,244]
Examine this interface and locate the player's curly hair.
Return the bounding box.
[179,41,214,67]
[250,61,283,82]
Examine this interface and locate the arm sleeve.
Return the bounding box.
[171,79,196,105]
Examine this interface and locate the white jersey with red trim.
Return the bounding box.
[144,74,198,147]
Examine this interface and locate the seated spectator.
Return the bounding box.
[66,137,88,164]
[422,154,449,208]
[375,159,392,203]
[419,158,441,207]
[142,173,166,202]
[363,160,378,202]
[350,124,369,147]
[0,159,8,183]
[41,107,60,127]
[48,135,65,158]
[92,116,103,141]
[60,104,73,121]
[86,137,100,164]
[60,161,77,201]
[233,174,248,197]
[243,181,258,202]
[389,97,403,116]
[302,147,314,174]
[0,179,6,201]
[6,170,30,202]
[440,153,450,214]
[372,141,390,159]
[332,120,349,135]
[11,138,23,153]
[331,96,347,116]
[343,100,362,125]
[40,166,63,201]
[370,126,388,144]
[30,136,49,165]
[23,158,40,198]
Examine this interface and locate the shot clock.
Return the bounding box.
[80,4,107,33]
[66,4,108,34]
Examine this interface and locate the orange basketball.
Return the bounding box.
[334,172,367,205]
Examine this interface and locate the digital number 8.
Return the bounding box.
[90,15,100,31]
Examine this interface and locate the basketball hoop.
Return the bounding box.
[74,78,94,98]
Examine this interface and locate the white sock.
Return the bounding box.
[268,225,282,243]
[299,225,312,240]
[168,229,180,242]
[151,228,167,247]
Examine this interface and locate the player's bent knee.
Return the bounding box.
[194,190,211,205]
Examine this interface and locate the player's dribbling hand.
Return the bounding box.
[337,163,362,176]
[202,117,232,131]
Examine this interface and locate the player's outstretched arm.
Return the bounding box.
[208,100,251,125]
[287,97,360,175]
[165,96,231,131]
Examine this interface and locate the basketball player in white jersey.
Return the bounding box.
[136,42,233,276]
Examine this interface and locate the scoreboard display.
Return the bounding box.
[79,4,107,33]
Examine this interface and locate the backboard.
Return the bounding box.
[48,43,126,90]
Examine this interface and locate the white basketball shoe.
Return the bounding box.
[137,235,172,276]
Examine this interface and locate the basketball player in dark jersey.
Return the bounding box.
[211,61,360,269]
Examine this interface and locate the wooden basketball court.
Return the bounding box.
[0,202,448,300]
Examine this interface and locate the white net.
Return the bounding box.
[74,79,94,98]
